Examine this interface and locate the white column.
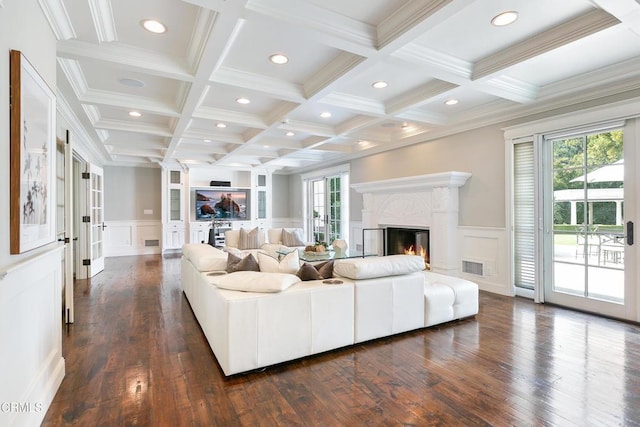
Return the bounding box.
[616,200,623,225]
[570,201,577,225]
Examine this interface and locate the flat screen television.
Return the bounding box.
[194,188,250,221]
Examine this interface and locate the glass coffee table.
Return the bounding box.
[278,248,378,262]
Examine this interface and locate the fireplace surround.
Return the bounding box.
[352,172,471,275]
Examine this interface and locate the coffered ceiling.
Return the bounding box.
[40,0,640,173]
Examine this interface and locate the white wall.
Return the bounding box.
[0,1,65,425]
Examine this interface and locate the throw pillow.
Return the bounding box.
[282,229,305,247]
[296,261,334,281]
[226,252,260,273]
[258,250,300,274]
[238,227,259,250]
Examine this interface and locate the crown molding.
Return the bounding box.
[56,90,111,163]
[88,0,117,43]
[473,9,620,80]
[38,0,76,40]
[57,58,88,98]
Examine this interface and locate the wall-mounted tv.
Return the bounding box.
[194,188,250,221]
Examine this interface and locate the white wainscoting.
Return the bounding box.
[104,220,162,257]
[0,247,65,427]
[457,226,511,296]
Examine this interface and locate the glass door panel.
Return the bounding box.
[548,129,624,309]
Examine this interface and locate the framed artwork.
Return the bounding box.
[10,50,56,254]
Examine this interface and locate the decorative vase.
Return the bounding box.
[332,239,348,254]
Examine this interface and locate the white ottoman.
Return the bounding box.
[423,271,479,327]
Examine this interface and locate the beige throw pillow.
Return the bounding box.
[238,227,259,250]
[282,229,305,247]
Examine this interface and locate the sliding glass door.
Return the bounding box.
[544,126,632,317]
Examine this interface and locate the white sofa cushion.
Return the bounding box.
[210,271,301,293]
[258,251,300,274]
[182,243,227,272]
[334,255,425,280]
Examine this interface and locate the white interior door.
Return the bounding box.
[57,131,74,323]
[89,164,105,277]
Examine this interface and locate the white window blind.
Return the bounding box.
[514,142,535,289]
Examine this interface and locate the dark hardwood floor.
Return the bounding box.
[42,255,640,426]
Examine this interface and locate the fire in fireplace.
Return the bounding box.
[386,227,430,269]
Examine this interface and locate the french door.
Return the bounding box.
[307,174,348,245]
[542,123,636,319]
[88,164,105,277]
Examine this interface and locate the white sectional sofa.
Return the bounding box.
[181,243,478,376]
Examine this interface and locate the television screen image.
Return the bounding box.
[195,188,249,221]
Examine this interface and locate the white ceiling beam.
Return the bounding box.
[210,67,305,102]
[192,106,267,128]
[94,119,173,137]
[473,9,620,80]
[589,0,640,38]
[57,39,194,81]
[88,0,117,43]
[80,89,180,117]
[246,0,377,53]
[386,80,458,115]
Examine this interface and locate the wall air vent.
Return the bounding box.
[462,260,485,276]
[145,239,159,247]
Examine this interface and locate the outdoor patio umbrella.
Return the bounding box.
[570,159,624,183]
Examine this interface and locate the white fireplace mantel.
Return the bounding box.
[352,171,472,275]
[351,172,471,195]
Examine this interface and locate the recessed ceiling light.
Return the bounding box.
[269,53,289,65]
[372,81,388,89]
[204,139,212,142]
[141,19,167,34]
[236,97,251,104]
[216,123,227,128]
[119,78,145,88]
[445,99,459,106]
[320,112,332,118]
[263,145,269,148]
[285,131,295,137]
[491,11,518,27]
[129,111,142,117]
